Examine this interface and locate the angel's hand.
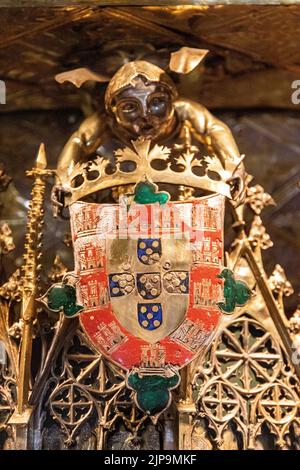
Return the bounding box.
[51,184,71,218]
[227,166,247,206]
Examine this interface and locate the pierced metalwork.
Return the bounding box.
[177,185,300,450]
[36,331,154,449]
[212,317,282,394]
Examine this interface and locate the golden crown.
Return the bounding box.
[59,138,243,205]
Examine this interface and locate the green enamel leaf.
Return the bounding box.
[128,372,180,415]
[217,268,251,313]
[46,284,83,318]
[134,181,169,205]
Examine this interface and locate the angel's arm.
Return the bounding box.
[57,111,104,178]
[53,112,105,216]
[174,98,246,203]
[174,98,241,168]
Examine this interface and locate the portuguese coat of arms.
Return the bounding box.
[68,193,225,418]
[40,135,251,420]
[35,51,251,423]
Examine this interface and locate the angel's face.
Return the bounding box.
[111,76,174,141]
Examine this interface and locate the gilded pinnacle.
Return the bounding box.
[35,143,47,170]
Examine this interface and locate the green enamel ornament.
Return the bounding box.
[127,371,180,416]
[39,281,83,318]
[133,180,169,205]
[217,268,252,313]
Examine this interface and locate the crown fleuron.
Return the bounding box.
[59,138,242,205]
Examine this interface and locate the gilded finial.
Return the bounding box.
[17,142,51,413]
[35,143,47,170]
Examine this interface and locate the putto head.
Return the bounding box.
[105,61,178,141]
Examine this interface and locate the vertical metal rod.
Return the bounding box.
[17,144,52,414]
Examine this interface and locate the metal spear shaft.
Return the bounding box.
[17,143,53,414]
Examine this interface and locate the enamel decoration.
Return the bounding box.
[38,136,251,421]
[66,194,228,420]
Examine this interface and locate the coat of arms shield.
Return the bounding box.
[69,194,224,362]
[58,194,229,418]
[39,191,252,419]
